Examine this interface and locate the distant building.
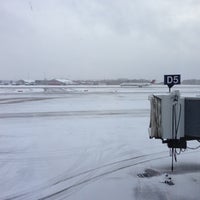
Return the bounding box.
[15,80,25,85]
[54,79,75,85]
[35,80,49,85]
[46,79,64,85]
[24,80,35,85]
[46,79,75,85]
[182,79,200,85]
[0,80,12,85]
[15,80,35,85]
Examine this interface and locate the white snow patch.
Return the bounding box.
[0,85,200,199]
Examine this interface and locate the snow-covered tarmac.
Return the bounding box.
[0,85,200,200]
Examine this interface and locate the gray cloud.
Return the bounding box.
[0,0,200,80]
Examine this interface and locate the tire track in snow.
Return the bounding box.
[6,150,199,200]
[3,151,169,200]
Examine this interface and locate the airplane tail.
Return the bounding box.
[150,80,156,84]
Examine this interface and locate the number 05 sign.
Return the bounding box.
[164,74,181,91]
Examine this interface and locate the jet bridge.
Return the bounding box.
[149,91,200,170]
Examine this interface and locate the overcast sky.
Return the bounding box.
[0,0,200,81]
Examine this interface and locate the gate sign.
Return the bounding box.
[164,74,181,89]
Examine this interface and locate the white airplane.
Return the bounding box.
[120,80,156,87]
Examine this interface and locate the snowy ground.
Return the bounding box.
[0,85,200,200]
